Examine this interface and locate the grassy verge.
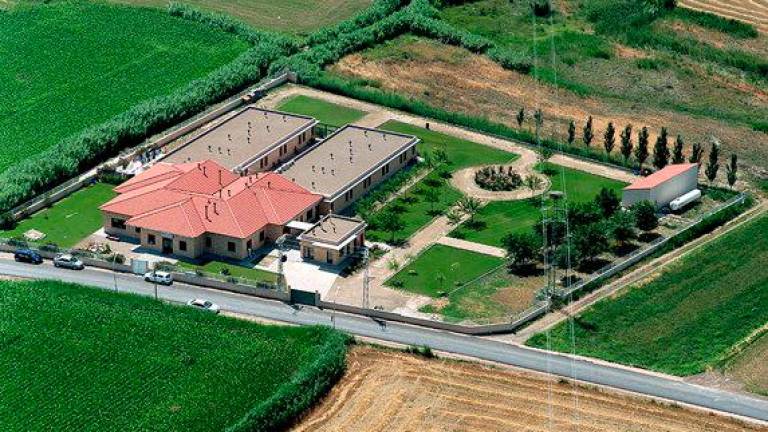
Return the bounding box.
[277,94,367,126]
[0,280,348,431]
[1,183,116,248]
[528,212,768,376]
[177,259,279,284]
[386,244,503,297]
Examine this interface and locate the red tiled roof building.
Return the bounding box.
[101,160,322,260]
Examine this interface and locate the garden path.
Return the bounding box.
[436,236,506,258]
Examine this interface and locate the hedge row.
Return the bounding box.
[168,2,296,48]
[305,0,410,46]
[226,329,350,432]
[0,8,293,213]
[309,73,636,169]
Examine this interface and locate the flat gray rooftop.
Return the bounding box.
[164,106,316,170]
[300,215,366,246]
[281,125,418,198]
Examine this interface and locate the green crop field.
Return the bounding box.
[386,244,503,298]
[365,121,517,243]
[1,182,116,248]
[0,2,248,174]
[528,212,768,376]
[450,163,627,247]
[277,95,367,126]
[104,0,373,34]
[0,280,347,431]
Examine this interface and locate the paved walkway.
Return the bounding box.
[436,236,506,258]
[259,85,640,315]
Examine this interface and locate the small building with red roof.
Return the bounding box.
[622,163,699,209]
[100,160,323,260]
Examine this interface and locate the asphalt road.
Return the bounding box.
[2,258,767,423]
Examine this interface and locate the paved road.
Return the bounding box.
[2,258,768,423]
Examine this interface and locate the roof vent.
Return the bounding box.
[311,165,316,172]
[207,145,212,152]
[349,156,353,163]
[331,169,335,176]
[227,134,232,142]
[368,143,372,151]
[282,115,286,122]
[321,167,326,174]
[266,125,270,133]
[218,146,222,154]
[330,153,334,160]
[364,130,368,137]
[311,181,316,189]
[227,148,231,156]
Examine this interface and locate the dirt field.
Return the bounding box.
[727,330,768,396]
[330,37,768,170]
[679,0,768,33]
[293,347,768,432]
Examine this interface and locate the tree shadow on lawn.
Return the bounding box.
[638,232,663,243]
[576,257,612,274]
[613,242,640,257]
[508,264,545,277]
[464,219,487,231]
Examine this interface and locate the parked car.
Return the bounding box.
[144,271,173,285]
[14,249,43,265]
[186,298,220,314]
[53,254,84,270]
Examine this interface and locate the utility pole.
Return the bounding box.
[276,235,288,292]
[112,254,118,293]
[362,247,370,309]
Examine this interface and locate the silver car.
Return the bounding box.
[186,298,220,314]
[144,271,173,285]
[53,254,84,270]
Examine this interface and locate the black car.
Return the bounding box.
[14,249,43,265]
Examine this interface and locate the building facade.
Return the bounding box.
[622,163,699,208]
[280,125,419,214]
[101,160,322,260]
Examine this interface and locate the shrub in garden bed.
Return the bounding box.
[475,166,523,191]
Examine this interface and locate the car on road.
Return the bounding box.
[144,271,173,285]
[53,254,84,270]
[14,249,43,265]
[186,298,220,314]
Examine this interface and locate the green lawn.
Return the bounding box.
[0,2,248,174]
[528,212,768,376]
[277,95,367,127]
[1,183,116,248]
[0,280,347,431]
[450,163,628,248]
[386,244,503,298]
[177,259,279,284]
[366,121,517,243]
[105,0,373,34]
[450,199,539,248]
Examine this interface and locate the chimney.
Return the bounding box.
[207,145,212,152]
[330,153,334,160]
[266,125,270,133]
[218,146,222,154]
[349,156,353,163]
[227,134,232,142]
[227,148,231,156]
[321,167,325,174]
[311,181,316,189]
[331,169,335,176]
[282,115,286,122]
[312,165,316,172]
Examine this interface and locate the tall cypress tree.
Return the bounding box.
[603,122,616,156]
[583,116,594,147]
[635,127,650,171]
[672,135,685,164]
[620,124,633,163]
[726,153,738,189]
[705,141,720,183]
[567,120,576,146]
[689,142,704,165]
[652,127,670,169]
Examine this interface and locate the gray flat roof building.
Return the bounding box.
[299,215,366,250]
[164,106,317,172]
[279,125,419,200]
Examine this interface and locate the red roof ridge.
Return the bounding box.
[625,163,697,190]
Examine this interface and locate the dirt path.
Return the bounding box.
[436,236,506,258]
[292,346,768,432]
[259,85,639,185]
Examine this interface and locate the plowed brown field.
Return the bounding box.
[293,347,768,432]
[679,0,768,33]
